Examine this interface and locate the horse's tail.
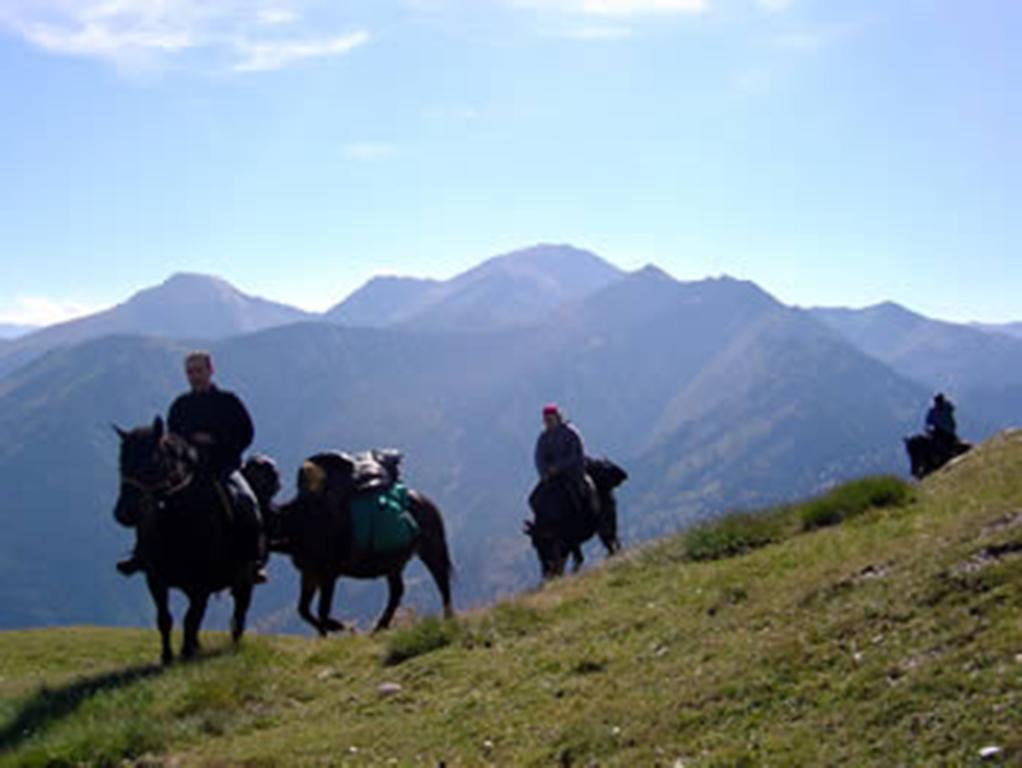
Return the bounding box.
[408,491,455,616]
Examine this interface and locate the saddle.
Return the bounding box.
[305,449,402,496]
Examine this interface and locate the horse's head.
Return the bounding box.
[523,518,568,580]
[585,457,628,492]
[113,417,192,526]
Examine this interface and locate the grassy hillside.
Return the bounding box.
[3,433,1022,766]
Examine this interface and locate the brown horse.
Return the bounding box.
[113,418,258,664]
[243,453,454,635]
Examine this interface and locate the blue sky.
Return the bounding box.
[0,0,1018,324]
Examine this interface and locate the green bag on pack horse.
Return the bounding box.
[349,482,419,556]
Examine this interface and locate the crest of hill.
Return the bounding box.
[326,243,623,331]
[2,432,1020,765]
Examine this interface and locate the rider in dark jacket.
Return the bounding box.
[535,410,586,482]
[925,393,958,450]
[117,351,265,582]
[530,404,599,524]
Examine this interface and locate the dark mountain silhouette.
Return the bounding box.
[0,274,312,378]
[326,244,623,331]
[810,302,1022,431]
[0,262,945,631]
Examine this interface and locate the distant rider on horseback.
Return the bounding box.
[117,351,266,583]
[530,404,599,524]
[925,393,958,452]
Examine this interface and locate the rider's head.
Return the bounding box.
[934,392,946,406]
[185,351,214,393]
[542,404,562,431]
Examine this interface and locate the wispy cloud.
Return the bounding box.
[0,1,368,73]
[514,0,707,16]
[0,296,101,326]
[344,142,399,160]
[233,29,369,72]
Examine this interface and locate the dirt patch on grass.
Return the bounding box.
[952,540,1022,576]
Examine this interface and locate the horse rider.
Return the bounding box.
[925,392,958,453]
[531,403,599,523]
[117,351,267,583]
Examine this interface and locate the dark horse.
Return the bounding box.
[244,453,454,635]
[904,433,972,479]
[113,417,257,664]
[524,457,628,579]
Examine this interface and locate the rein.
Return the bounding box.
[121,472,193,497]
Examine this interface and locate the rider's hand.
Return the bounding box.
[191,432,214,445]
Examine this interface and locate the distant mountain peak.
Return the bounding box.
[328,243,624,331]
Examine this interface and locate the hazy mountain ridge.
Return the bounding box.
[0,273,313,379]
[0,253,951,630]
[0,323,37,339]
[326,244,623,332]
[0,247,1018,630]
[809,302,1022,432]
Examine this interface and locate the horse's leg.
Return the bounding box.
[147,574,173,665]
[181,591,209,660]
[597,497,621,555]
[417,539,454,620]
[374,570,405,633]
[571,546,584,573]
[317,576,345,634]
[408,492,454,619]
[231,580,253,644]
[298,571,325,636]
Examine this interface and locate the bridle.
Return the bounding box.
[119,435,195,498]
[120,472,192,497]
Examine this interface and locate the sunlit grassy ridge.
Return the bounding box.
[3,432,1022,766]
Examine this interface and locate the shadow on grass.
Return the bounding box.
[0,647,229,754]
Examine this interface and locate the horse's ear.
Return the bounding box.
[112,424,128,440]
[153,416,165,438]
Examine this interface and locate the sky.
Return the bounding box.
[0,0,1019,325]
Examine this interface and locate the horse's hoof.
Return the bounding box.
[161,653,174,666]
[323,618,345,633]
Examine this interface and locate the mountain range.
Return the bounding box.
[0,244,1019,631]
[0,323,37,340]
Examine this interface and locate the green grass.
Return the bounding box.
[681,475,913,562]
[799,475,913,531]
[383,616,463,666]
[2,432,1021,766]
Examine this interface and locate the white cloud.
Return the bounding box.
[514,0,706,15]
[0,296,101,326]
[0,0,368,72]
[343,142,399,160]
[255,6,298,26]
[233,29,370,72]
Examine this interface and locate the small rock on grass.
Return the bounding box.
[378,682,403,697]
[979,745,1003,760]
